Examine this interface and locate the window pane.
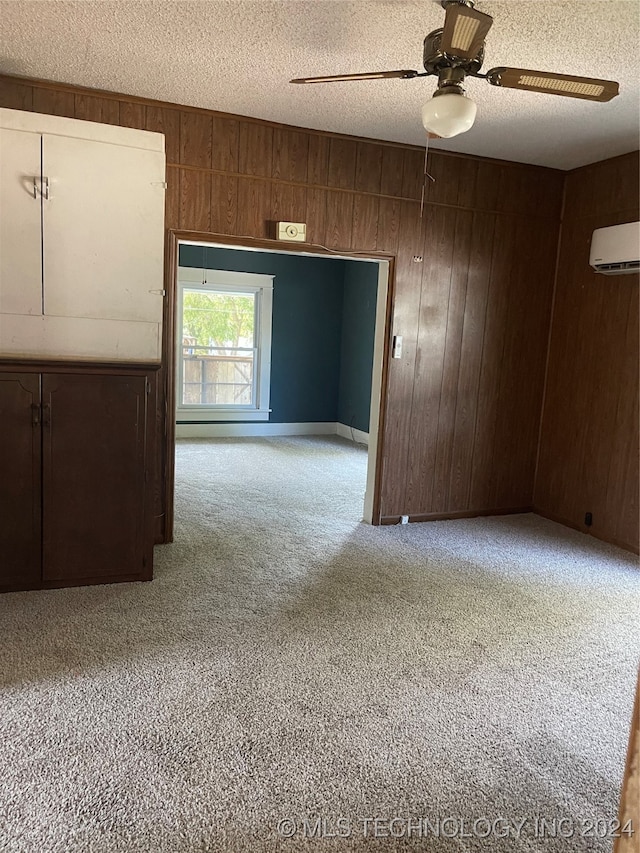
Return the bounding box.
[182,346,254,406]
[181,288,256,407]
[182,289,254,348]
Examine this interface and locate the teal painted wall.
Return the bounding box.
[178,245,346,423]
[337,261,378,433]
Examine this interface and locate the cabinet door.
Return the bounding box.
[42,134,165,328]
[0,127,42,319]
[42,372,149,582]
[0,372,41,588]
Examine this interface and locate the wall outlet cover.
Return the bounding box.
[277,222,307,242]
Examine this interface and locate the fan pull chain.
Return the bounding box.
[420,137,436,218]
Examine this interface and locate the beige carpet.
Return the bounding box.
[1,436,639,852]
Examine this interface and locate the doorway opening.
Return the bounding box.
[165,233,394,535]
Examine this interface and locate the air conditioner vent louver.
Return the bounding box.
[592,260,640,275]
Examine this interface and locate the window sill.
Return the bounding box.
[176,408,270,423]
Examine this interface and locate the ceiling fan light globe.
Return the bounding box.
[421,92,477,138]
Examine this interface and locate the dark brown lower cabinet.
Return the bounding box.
[0,372,42,587]
[0,362,158,592]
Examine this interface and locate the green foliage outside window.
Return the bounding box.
[182,290,254,348]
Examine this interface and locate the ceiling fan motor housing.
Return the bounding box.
[423,29,484,76]
[433,67,468,96]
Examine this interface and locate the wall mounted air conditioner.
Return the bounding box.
[589,221,640,276]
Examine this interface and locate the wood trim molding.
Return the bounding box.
[381,506,533,524]
[0,358,161,373]
[174,229,398,262]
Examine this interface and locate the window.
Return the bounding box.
[176,267,273,421]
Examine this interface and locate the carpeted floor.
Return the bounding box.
[1,435,639,852]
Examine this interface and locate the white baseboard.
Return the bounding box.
[336,422,369,446]
[176,421,339,438]
[175,421,371,442]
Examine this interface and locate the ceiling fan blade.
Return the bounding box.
[290,70,419,84]
[486,67,619,102]
[440,3,493,60]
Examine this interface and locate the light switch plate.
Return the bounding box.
[277,221,307,242]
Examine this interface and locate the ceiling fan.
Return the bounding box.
[290,0,619,139]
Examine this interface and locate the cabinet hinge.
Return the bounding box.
[151,181,168,189]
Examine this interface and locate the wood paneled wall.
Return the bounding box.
[535,152,640,552]
[0,74,564,527]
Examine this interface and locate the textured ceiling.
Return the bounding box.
[1,0,638,169]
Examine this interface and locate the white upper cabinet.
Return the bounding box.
[0,127,43,316]
[0,108,166,362]
[43,133,165,323]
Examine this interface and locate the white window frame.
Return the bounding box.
[176,267,273,422]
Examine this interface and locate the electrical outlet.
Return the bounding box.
[400,515,409,524]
